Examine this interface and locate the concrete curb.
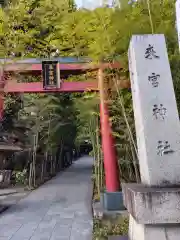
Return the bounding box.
[0,190,17,196]
[0,190,31,215]
[92,200,128,219]
[108,236,128,240]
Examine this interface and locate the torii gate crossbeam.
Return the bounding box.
[0,58,125,193]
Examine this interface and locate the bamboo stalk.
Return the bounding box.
[113,76,138,157]
[96,125,100,197]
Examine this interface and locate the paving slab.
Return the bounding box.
[0,156,93,240]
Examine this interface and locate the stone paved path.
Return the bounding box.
[0,156,93,240]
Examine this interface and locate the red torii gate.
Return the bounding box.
[0,58,128,193]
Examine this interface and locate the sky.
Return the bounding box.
[75,0,83,7]
[75,0,110,9]
[75,0,98,8]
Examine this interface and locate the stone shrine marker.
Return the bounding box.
[176,0,180,51]
[122,34,180,240]
[129,34,180,186]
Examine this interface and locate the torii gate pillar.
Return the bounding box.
[98,68,124,211]
[0,67,4,121]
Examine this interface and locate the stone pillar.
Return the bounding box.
[122,34,180,240]
[176,0,180,51]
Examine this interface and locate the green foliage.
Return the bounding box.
[13,169,27,185]
[1,0,180,235]
[1,0,79,187]
[93,216,128,240]
[1,0,180,190]
[110,0,177,68]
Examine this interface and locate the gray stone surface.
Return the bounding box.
[0,189,17,196]
[122,183,180,224]
[0,187,30,215]
[92,201,128,220]
[129,34,180,186]
[0,156,93,240]
[128,33,180,240]
[129,214,180,240]
[108,237,128,240]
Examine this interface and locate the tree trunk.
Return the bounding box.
[28,162,33,188]
[41,152,48,181]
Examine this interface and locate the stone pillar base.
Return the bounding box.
[122,183,180,240]
[129,215,180,240]
[122,183,180,224]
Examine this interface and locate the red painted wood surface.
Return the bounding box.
[100,102,120,191]
[4,62,122,73]
[0,68,4,120]
[4,81,98,93]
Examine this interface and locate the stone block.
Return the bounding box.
[108,236,128,240]
[100,191,126,211]
[122,183,180,224]
[129,214,180,240]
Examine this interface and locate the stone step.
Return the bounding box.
[0,188,17,196]
[108,236,128,240]
[0,190,29,214]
